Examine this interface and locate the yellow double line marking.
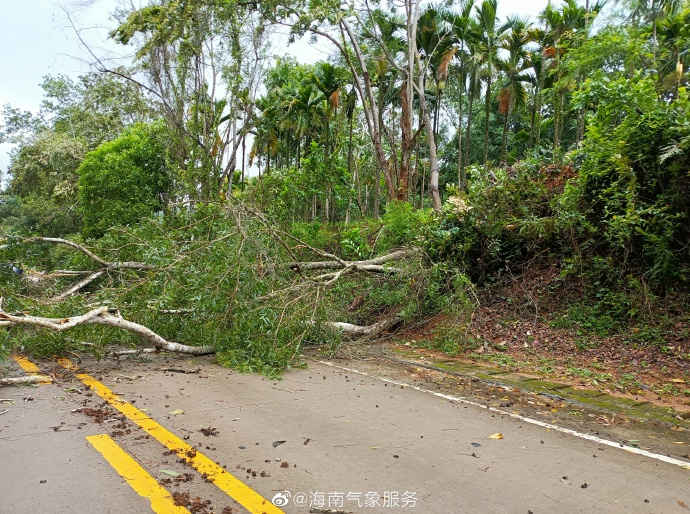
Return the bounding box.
[54,357,283,514]
[12,355,52,384]
[87,434,191,514]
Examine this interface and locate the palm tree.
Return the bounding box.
[463,26,484,171]
[540,0,579,153]
[540,0,605,152]
[447,0,476,188]
[417,6,453,140]
[657,4,690,99]
[311,62,346,162]
[476,0,512,167]
[527,43,546,149]
[497,18,533,163]
[616,0,683,61]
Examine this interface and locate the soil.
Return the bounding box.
[385,265,690,414]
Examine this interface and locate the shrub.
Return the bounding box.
[77,123,170,239]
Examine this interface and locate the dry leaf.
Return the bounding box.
[488,433,504,440]
[169,409,185,415]
[159,469,181,477]
[678,500,689,510]
[670,379,686,384]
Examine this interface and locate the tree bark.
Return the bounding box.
[0,302,214,355]
[1,376,52,386]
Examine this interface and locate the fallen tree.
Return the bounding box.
[0,202,470,375]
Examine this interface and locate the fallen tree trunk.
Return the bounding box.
[0,299,214,356]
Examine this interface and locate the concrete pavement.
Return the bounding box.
[1,353,688,513]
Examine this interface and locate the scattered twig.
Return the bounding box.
[155,309,196,314]
[115,375,138,382]
[271,385,296,393]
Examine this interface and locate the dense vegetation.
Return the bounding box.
[0,0,688,380]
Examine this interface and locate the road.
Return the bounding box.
[1,353,688,513]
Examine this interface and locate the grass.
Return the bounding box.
[566,366,614,386]
[472,353,519,369]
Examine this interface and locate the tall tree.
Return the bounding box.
[476,0,511,166]
[447,1,476,188]
[111,0,268,200]
[497,18,532,163]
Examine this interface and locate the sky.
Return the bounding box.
[0,0,551,175]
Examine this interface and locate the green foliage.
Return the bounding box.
[573,73,690,286]
[381,200,432,248]
[2,131,86,236]
[0,202,478,376]
[245,143,351,225]
[77,123,171,239]
[39,72,154,149]
[414,325,479,357]
[340,226,369,260]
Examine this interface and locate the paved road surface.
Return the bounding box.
[1,354,688,513]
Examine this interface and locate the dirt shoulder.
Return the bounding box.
[379,266,690,415]
[305,344,690,465]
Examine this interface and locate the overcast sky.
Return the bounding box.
[0,0,551,174]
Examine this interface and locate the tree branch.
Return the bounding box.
[51,271,105,302]
[287,249,417,274]
[1,376,52,386]
[321,317,400,339]
[0,299,214,355]
[1,237,151,270]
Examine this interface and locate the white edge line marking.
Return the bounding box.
[317,360,690,470]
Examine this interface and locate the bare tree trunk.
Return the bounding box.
[464,93,475,170]
[500,107,510,163]
[457,85,466,190]
[399,84,414,201]
[484,74,492,167]
[410,9,441,211]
